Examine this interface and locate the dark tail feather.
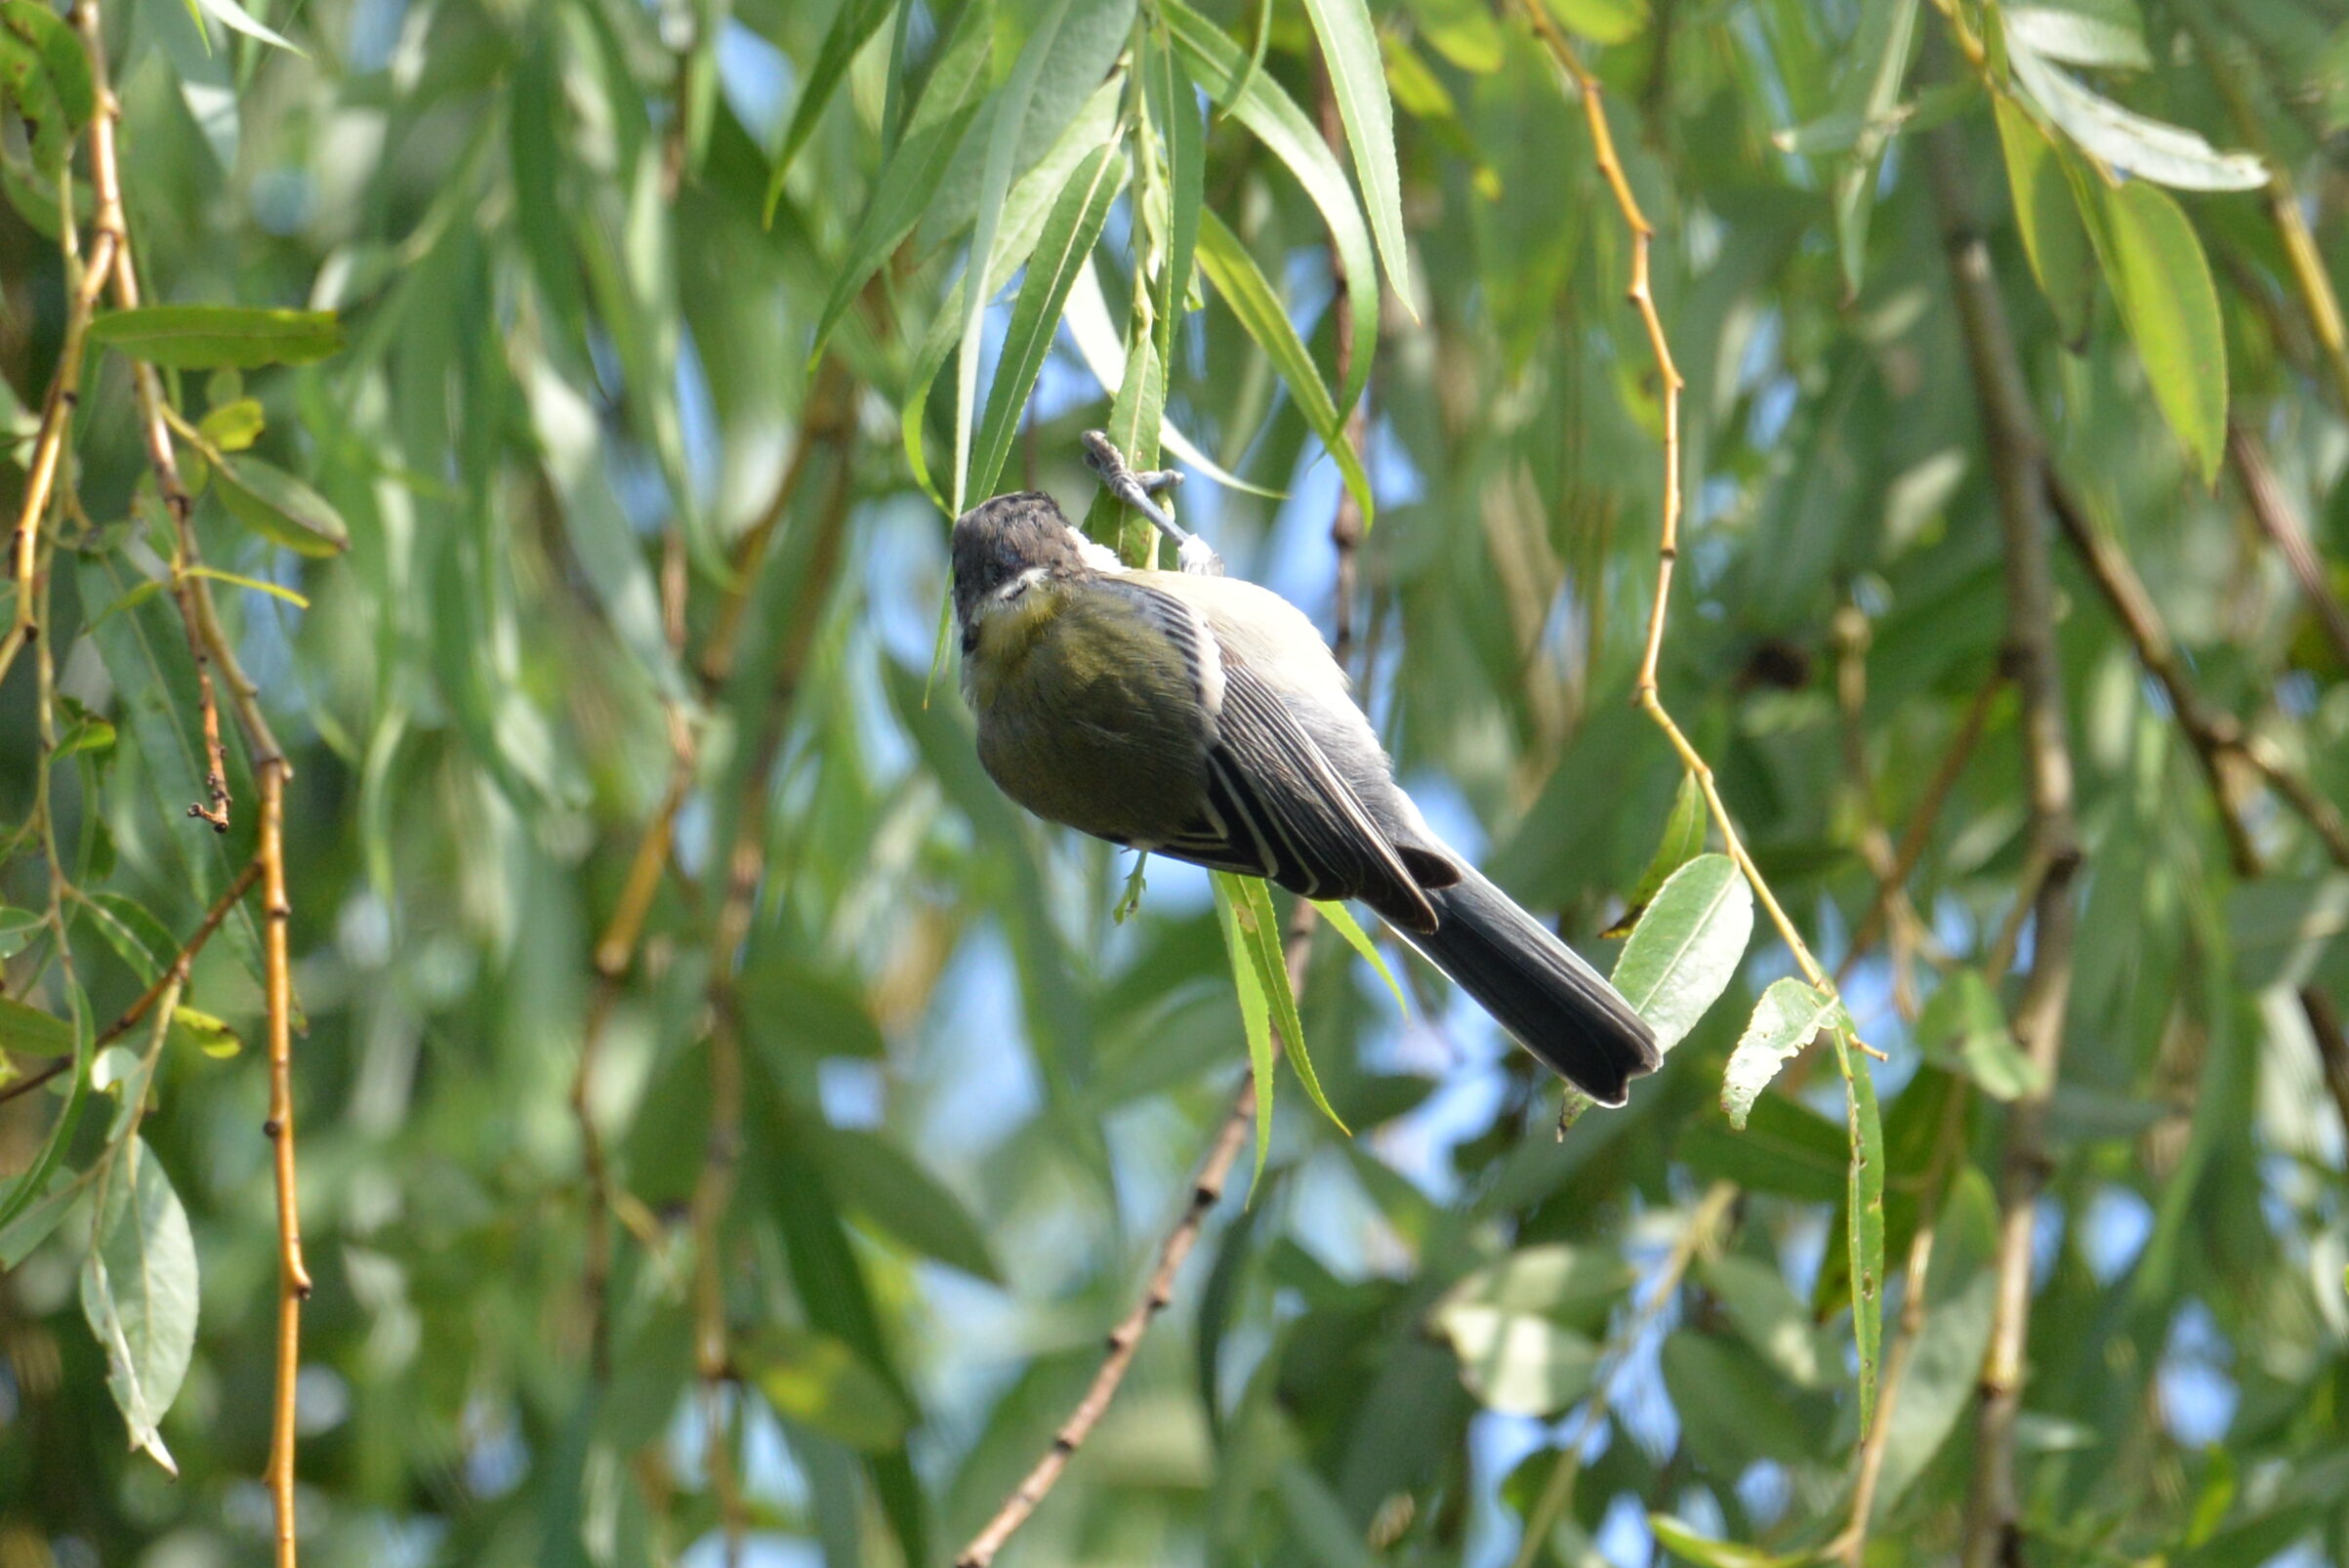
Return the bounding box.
[1400,867,1659,1106]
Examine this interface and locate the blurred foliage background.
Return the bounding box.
[5,0,2349,1563]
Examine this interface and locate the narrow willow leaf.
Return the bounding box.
[805,98,984,359]
[1165,0,1379,414]
[183,564,309,608]
[143,0,235,172]
[0,1164,92,1268]
[171,1006,241,1058]
[0,984,89,1231]
[1993,96,2096,349]
[968,143,1123,501]
[0,995,75,1056]
[1646,1515,1811,1568]
[214,453,351,556]
[1214,873,1277,1192]
[1870,1165,1998,1513]
[1400,0,1505,72]
[1298,0,1414,309]
[80,1139,199,1473]
[1061,259,1280,496]
[953,0,1098,514]
[1604,768,1705,937]
[2004,0,2150,68]
[1721,978,1841,1129]
[807,1126,1002,1283]
[1918,969,2046,1099]
[2009,36,2265,191]
[1609,853,1754,1054]
[1702,1254,1839,1388]
[1083,301,1169,562]
[1237,876,1347,1134]
[1194,208,1372,523]
[90,306,343,368]
[1542,0,1647,45]
[770,0,895,186]
[1145,31,1203,337]
[1311,898,1408,1015]
[1830,0,1918,295]
[1834,1019,1886,1433]
[2074,170,2228,484]
[737,1326,913,1453]
[190,0,302,53]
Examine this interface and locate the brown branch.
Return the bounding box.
[690,381,860,1568]
[1927,119,2084,1568]
[257,761,307,1568]
[2228,423,2349,673]
[1317,62,1368,673]
[956,905,1317,1568]
[3,164,119,682]
[2043,474,2349,872]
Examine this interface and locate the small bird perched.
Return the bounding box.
[950,480,1660,1105]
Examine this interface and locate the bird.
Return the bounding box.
[949,487,1660,1106]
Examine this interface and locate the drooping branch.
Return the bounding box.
[2227,423,2349,675]
[1926,119,2083,1568]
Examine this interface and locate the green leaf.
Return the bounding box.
[53,713,116,760]
[770,0,894,185]
[2225,873,2349,989]
[188,0,303,54]
[1829,0,1919,295]
[1144,29,1203,342]
[2072,170,2229,484]
[1603,768,1705,937]
[0,0,96,173]
[170,1006,240,1058]
[1834,1020,1886,1434]
[1721,977,1841,1129]
[1298,0,1413,308]
[89,306,344,368]
[1867,1165,1998,1514]
[1429,1300,1598,1416]
[1540,0,1647,45]
[0,1164,92,1268]
[1434,1244,1631,1335]
[1399,0,1505,73]
[1661,1332,1819,1468]
[0,905,39,961]
[142,0,235,172]
[1234,876,1346,1135]
[1918,969,2045,1100]
[2008,34,2265,191]
[214,453,351,556]
[1609,853,1753,1054]
[811,1126,1003,1284]
[1165,0,1379,414]
[737,1326,915,1453]
[1310,898,1409,1016]
[1702,1254,1840,1389]
[1647,1514,1813,1568]
[0,995,75,1056]
[1213,873,1277,1193]
[1194,208,1372,526]
[804,1,992,355]
[968,141,1123,501]
[183,564,309,608]
[1993,96,2096,349]
[196,396,266,451]
[80,1138,199,1474]
[739,953,889,1059]
[2004,0,2150,68]
[87,892,176,985]
[1680,1083,1850,1202]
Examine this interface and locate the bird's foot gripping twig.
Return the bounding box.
[1080,429,1221,575]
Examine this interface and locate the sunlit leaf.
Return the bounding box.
[2070,167,2230,484]
[1430,1302,1598,1416]
[1610,853,1753,1054]
[1834,1019,1886,1433]
[738,1326,914,1453]
[1213,873,1277,1192]
[1604,768,1705,937]
[1994,96,2096,349]
[90,306,343,368]
[214,453,350,557]
[2004,0,2151,70]
[1310,898,1409,1016]
[1298,0,1413,308]
[2009,33,2266,191]
[0,995,74,1056]
[1721,977,1842,1129]
[80,1139,198,1473]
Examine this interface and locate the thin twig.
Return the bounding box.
[258,761,308,1568]
[2043,474,2349,872]
[1318,61,1369,671]
[956,906,1318,1568]
[2227,423,2349,674]
[1927,117,2084,1568]
[1516,3,1872,1060]
[1508,1181,1737,1568]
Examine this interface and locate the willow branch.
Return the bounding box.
[1517,4,1867,1058]
[1928,120,2084,1568]
[1509,1181,1737,1568]
[2227,423,2349,673]
[689,386,859,1568]
[2043,475,2349,872]
[257,760,306,1567]
[956,905,1316,1568]
[3,162,119,683]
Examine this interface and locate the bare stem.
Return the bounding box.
[2227,423,2349,674]
[258,761,308,1568]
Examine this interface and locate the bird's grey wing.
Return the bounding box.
[1122,584,1436,932]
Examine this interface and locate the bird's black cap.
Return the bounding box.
[951,492,1092,628]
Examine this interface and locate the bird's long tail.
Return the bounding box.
[1397,866,1660,1105]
